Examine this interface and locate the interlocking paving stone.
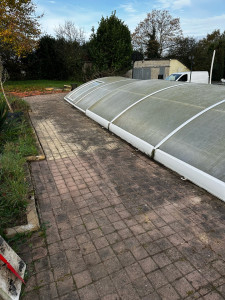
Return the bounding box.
[18,93,225,299]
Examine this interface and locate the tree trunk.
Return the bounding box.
[0,59,13,112]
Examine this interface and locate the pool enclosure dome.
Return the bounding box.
[64,76,225,202]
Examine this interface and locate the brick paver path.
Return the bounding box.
[21,93,225,299]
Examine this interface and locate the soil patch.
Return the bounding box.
[9,89,64,98]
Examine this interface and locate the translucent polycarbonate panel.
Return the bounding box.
[88,80,181,121]
[159,102,225,182]
[67,77,128,104]
[67,81,102,103]
[113,94,205,146]
[152,83,225,108]
[76,79,136,111]
[113,83,225,146]
[116,79,181,95]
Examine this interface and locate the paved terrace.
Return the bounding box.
[20,93,225,300]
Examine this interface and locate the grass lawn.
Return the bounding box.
[4,79,83,92]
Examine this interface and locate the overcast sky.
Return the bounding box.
[35,0,225,40]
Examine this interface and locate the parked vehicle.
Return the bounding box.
[165,71,209,84]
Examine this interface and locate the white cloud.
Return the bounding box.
[181,14,225,37]
[120,3,137,13]
[155,0,191,11]
[173,0,191,10]
[48,1,56,4]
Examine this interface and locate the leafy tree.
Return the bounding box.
[22,35,83,80]
[132,10,182,57]
[88,12,132,75]
[166,30,225,81]
[132,50,144,62]
[0,0,41,111]
[166,36,197,69]
[0,0,41,56]
[194,30,225,80]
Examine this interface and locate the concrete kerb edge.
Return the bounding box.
[5,195,40,238]
[26,111,46,162]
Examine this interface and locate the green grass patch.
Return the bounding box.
[0,94,38,235]
[4,79,83,92]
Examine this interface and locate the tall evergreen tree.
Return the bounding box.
[145,27,160,59]
[88,12,132,75]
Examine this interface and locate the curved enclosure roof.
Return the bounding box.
[65,77,225,202]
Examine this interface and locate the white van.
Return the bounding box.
[165,71,209,84]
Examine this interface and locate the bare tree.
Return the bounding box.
[132,10,183,57]
[55,20,85,45]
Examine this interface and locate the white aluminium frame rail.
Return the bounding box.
[155,150,225,202]
[154,98,225,202]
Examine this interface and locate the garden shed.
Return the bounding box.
[132,59,189,80]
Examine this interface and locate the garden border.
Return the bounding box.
[4,114,45,238]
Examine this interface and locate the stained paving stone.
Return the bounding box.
[56,274,74,296]
[204,291,224,300]
[139,256,158,274]
[131,245,149,261]
[73,270,92,288]
[132,276,154,297]
[78,283,99,300]
[118,251,135,267]
[142,291,162,300]
[172,277,195,298]
[103,256,122,275]
[101,293,120,300]
[39,282,59,300]
[98,246,115,262]
[17,93,225,299]
[125,262,145,281]
[95,276,116,297]
[185,270,209,290]
[147,269,169,289]
[59,290,80,300]
[89,262,108,281]
[174,259,195,275]
[110,269,131,289]
[161,263,182,282]
[152,252,172,268]
[157,284,180,300]
[117,283,140,300]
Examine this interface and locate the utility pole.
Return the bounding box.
[189,55,194,83]
[209,50,216,84]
